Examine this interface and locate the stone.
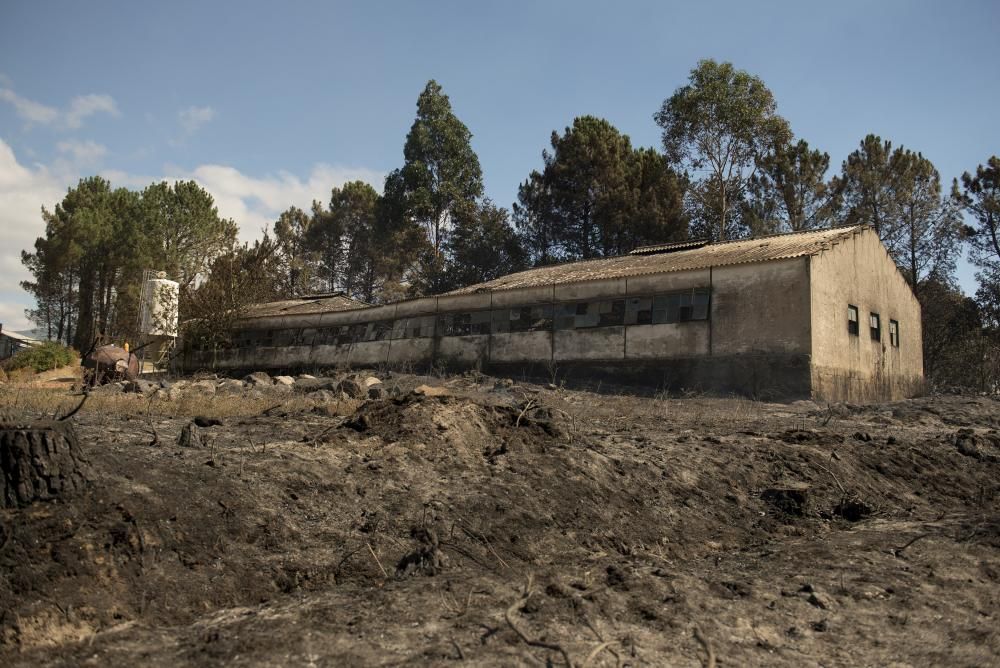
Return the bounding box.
[337,377,367,399]
[91,381,125,394]
[310,389,339,403]
[190,379,218,395]
[294,377,339,393]
[217,378,246,394]
[177,422,203,448]
[274,375,295,386]
[362,376,383,388]
[125,379,159,394]
[413,384,451,398]
[806,591,832,610]
[244,371,273,386]
[297,374,316,380]
[368,386,386,400]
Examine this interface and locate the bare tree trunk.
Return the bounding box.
[0,420,88,508]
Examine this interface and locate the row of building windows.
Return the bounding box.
[220,289,711,350]
[847,304,899,347]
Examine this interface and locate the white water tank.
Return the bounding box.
[140,276,179,337]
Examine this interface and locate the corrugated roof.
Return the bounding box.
[630,239,709,255]
[446,225,868,295]
[241,293,369,319]
[1,330,41,344]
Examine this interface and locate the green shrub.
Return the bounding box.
[4,341,76,373]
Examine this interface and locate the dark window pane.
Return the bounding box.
[598,300,625,326]
[492,310,510,333]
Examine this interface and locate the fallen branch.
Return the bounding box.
[366,541,388,580]
[581,642,615,668]
[516,399,538,428]
[450,637,465,661]
[693,625,716,668]
[890,532,932,557]
[460,524,511,571]
[813,461,848,499]
[504,590,574,667]
[58,391,89,422]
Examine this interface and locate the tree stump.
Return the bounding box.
[0,420,89,508]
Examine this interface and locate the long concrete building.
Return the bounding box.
[181,224,923,401]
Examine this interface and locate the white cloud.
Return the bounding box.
[56,139,107,166]
[178,106,216,135]
[0,87,59,126]
[0,138,382,331]
[0,86,119,129]
[64,94,120,129]
[0,139,67,331]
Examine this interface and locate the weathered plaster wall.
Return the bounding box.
[491,286,554,308]
[437,335,489,366]
[625,269,709,295]
[625,322,708,359]
[437,293,492,312]
[809,228,923,402]
[711,257,811,356]
[344,341,390,366]
[490,332,551,362]
[553,278,626,301]
[386,338,434,367]
[393,297,437,317]
[554,327,624,361]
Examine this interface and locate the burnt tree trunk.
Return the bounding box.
[0,420,88,508]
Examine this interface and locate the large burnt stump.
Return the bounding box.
[0,420,89,508]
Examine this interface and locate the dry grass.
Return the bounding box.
[0,386,344,421]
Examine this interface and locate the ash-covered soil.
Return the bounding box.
[1,373,998,666]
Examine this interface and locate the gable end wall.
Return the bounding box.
[808,228,924,402]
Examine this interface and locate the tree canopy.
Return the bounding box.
[390,80,484,253]
[514,116,686,264]
[654,59,791,241]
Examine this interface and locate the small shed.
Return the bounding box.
[0,328,41,360]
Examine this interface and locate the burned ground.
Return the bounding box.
[0,373,998,666]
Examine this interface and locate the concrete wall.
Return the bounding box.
[490,332,551,363]
[554,327,624,361]
[387,337,434,368]
[809,228,923,402]
[625,322,709,359]
[711,257,812,356]
[437,335,489,367]
[180,257,825,399]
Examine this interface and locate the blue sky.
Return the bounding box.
[1,0,997,331]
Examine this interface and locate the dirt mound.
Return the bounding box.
[1,380,998,666]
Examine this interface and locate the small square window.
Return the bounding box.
[889,320,899,347]
[847,305,859,336]
[869,312,881,341]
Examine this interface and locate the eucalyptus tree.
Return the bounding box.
[654,59,791,241]
[389,80,484,253]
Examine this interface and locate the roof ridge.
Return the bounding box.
[701,223,866,247]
